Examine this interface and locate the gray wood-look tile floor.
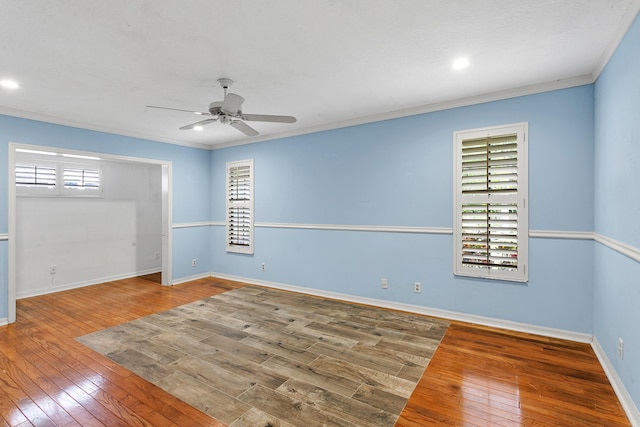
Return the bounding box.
[77,286,449,426]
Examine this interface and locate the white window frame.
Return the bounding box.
[453,122,528,282]
[226,159,254,254]
[15,158,58,197]
[16,154,103,198]
[60,162,103,196]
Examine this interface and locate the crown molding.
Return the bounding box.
[0,107,212,150]
[211,75,594,150]
[1,74,594,152]
[0,70,608,155]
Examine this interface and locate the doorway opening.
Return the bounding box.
[7,143,173,323]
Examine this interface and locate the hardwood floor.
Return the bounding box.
[0,277,630,426]
[137,272,162,284]
[396,323,630,426]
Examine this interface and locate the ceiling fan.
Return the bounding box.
[146,78,296,137]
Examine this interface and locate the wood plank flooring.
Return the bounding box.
[76,285,448,426]
[0,276,631,426]
[397,323,630,426]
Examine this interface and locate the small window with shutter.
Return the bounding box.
[226,159,254,254]
[15,161,58,196]
[453,123,528,282]
[63,167,100,189]
[16,153,103,198]
[16,164,57,188]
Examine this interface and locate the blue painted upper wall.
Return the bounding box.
[594,14,640,249]
[1,15,637,414]
[212,85,595,233]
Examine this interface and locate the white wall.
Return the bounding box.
[16,160,162,298]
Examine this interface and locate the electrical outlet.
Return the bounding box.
[154,251,159,259]
[381,278,388,289]
[261,262,266,272]
[49,265,57,275]
[191,259,197,267]
[414,282,422,293]
[618,337,624,360]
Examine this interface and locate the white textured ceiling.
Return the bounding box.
[1,0,639,149]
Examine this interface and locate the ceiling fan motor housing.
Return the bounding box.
[208,101,223,115]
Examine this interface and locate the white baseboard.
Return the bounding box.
[16,268,162,299]
[0,317,7,326]
[171,272,212,285]
[209,272,592,343]
[592,337,640,426]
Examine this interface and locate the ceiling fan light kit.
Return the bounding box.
[146,78,296,137]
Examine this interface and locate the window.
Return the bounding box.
[63,166,101,189]
[16,164,57,188]
[453,123,528,282]
[16,156,102,197]
[226,159,254,254]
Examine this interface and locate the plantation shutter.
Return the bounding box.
[63,167,100,189]
[15,153,103,198]
[16,164,56,188]
[454,123,528,282]
[226,160,254,254]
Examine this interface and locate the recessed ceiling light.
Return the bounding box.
[193,126,204,132]
[0,79,20,89]
[452,57,470,70]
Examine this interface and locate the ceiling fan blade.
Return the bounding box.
[179,118,218,130]
[221,93,244,115]
[146,105,210,115]
[242,113,297,123]
[230,120,259,136]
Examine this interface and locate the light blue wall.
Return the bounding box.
[0,20,635,409]
[211,85,596,333]
[0,115,213,317]
[0,84,601,336]
[0,16,635,414]
[594,13,640,411]
[173,226,212,279]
